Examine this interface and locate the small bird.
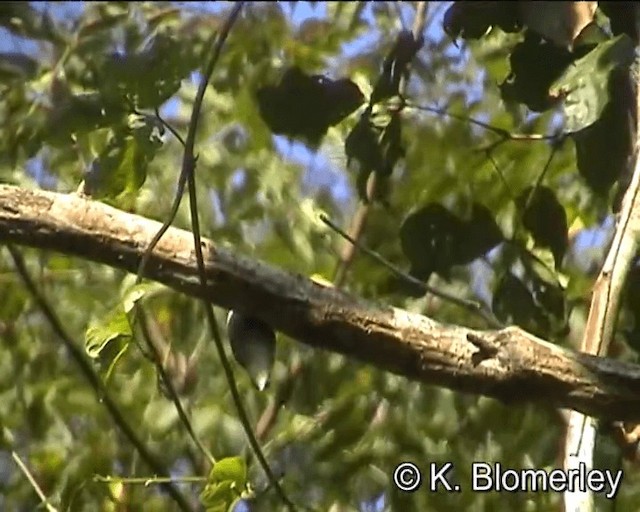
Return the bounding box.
[226,310,276,391]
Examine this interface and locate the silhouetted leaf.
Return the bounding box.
[443,2,520,41]
[572,68,636,197]
[400,204,461,281]
[624,327,640,354]
[370,30,423,105]
[492,272,549,335]
[550,34,634,132]
[0,52,38,81]
[400,203,502,281]
[516,186,568,269]
[519,2,597,48]
[529,271,567,332]
[346,103,404,202]
[457,203,504,264]
[256,66,364,146]
[0,2,60,41]
[500,33,574,112]
[377,110,404,174]
[346,110,381,174]
[625,264,640,312]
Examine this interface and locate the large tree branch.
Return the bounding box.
[2,183,640,420]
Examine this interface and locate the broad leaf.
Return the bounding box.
[400,203,502,281]
[516,186,568,269]
[550,34,635,132]
[256,66,364,146]
[492,272,549,335]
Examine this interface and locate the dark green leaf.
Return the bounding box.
[457,203,504,265]
[370,30,423,105]
[256,66,364,147]
[85,118,163,200]
[500,33,575,112]
[400,204,461,281]
[550,34,635,132]
[516,186,568,269]
[492,272,549,335]
[346,104,404,202]
[624,264,640,313]
[346,110,381,174]
[44,85,124,147]
[623,264,640,354]
[571,68,635,197]
[529,271,567,332]
[0,52,38,81]
[99,32,196,109]
[400,203,502,281]
[598,4,640,44]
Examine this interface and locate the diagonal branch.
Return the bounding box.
[4,184,640,420]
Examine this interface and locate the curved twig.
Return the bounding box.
[175,2,296,509]
[6,245,193,512]
[320,213,502,328]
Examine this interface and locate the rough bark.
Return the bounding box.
[2,184,640,420]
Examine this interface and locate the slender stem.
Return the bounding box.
[321,214,502,328]
[95,474,207,485]
[256,0,431,447]
[6,245,193,512]
[407,102,559,142]
[138,310,215,465]
[334,2,429,286]
[177,2,296,509]
[12,451,59,512]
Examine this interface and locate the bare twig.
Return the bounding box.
[130,74,211,469]
[485,152,514,200]
[11,451,58,512]
[95,474,206,485]
[154,106,186,147]
[320,213,502,328]
[5,245,193,512]
[173,2,296,509]
[407,102,560,145]
[137,309,215,465]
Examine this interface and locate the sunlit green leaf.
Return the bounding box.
[550,34,635,131]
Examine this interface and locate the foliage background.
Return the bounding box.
[0,2,638,511]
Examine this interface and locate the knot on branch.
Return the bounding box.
[467,332,499,364]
